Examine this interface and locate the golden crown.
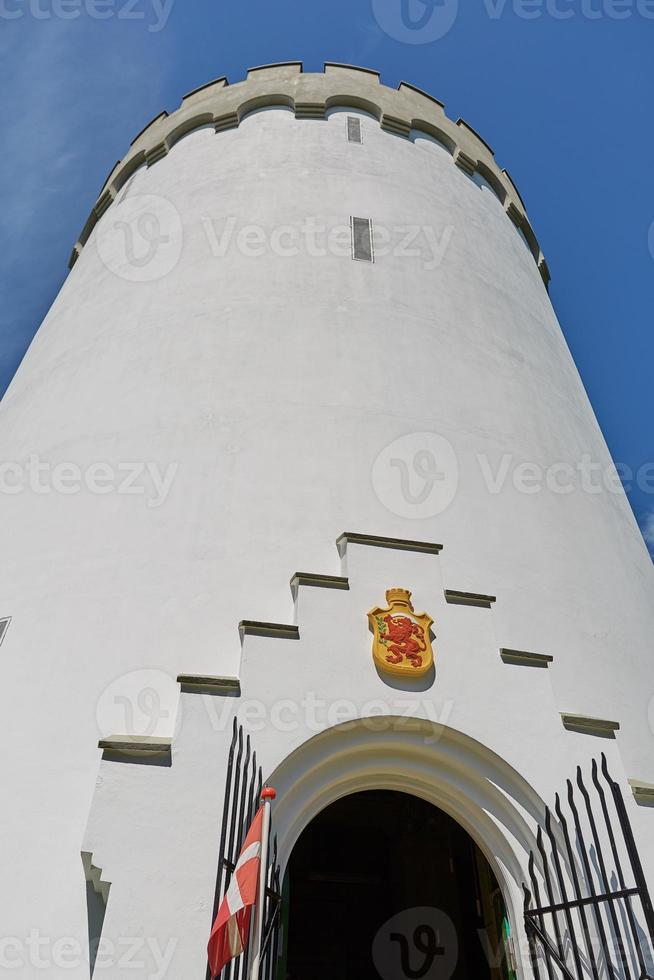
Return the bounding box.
[385,588,414,609]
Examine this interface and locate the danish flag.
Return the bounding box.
[207,806,264,979]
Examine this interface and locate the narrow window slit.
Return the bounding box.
[347,116,362,143]
[351,217,374,263]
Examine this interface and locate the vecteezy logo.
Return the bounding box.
[648,220,654,261]
[372,907,458,980]
[371,432,459,519]
[371,0,459,43]
[96,668,179,738]
[96,193,183,282]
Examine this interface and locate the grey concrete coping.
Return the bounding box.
[239,621,300,639]
[500,648,553,668]
[182,76,228,101]
[445,590,496,607]
[177,674,241,694]
[248,61,304,78]
[98,734,172,756]
[290,572,350,590]
[629,780,654,806]
[560,714,620,738]
[337,532,443,555]
[130,110,168,146]
[68,62,548,284]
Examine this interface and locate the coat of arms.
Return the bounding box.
[368,588,434,677]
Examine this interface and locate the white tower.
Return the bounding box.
[0,63,652,980]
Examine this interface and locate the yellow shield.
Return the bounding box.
[368,588,434,677]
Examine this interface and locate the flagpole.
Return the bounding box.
[249,787,276,980]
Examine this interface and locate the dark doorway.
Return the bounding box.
[283,790,513,980]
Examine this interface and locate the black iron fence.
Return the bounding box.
[207,717,282,980]
[524,755,654,980]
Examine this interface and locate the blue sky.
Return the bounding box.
[1,0,653,553]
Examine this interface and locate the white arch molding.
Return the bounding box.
[266,716,547,978]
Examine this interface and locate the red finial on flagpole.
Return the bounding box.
[261,786,276,800]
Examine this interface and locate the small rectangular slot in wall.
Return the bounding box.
[351,217,374,262]
[347,116,362,143]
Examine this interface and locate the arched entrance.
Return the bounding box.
[282,789,514,980]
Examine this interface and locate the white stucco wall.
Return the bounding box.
[0,66,652,978]
[82,537,653,980]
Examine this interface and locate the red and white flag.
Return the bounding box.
[207,806,264,979]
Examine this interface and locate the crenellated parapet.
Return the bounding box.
[68,62,549,285]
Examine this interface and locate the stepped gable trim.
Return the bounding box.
[69,64,546,277]
[337,532,443,555]
[98,734,172,757]
[629,780,654,806]
[291,572,350,590]
[445,590,496,607]
[239,620,299,639]
[82,852,110,905]
[177,674,241,694]
[500,648,553,668]
[561,714,620,738]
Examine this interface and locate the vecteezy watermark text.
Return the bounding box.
[372,431,654,520]
[203,694,455,745]
[0,456,178,508]
[96,194,456,283]
[97,667,456,745]
[475,453,654,496]
[0,932,177,977]
[373,907,459,980]
[0,0,174,30]
[203,217,454,270]
[370,0,654,46]
[483,0,654,18]
[97,669,178,738]
[371,0,460,44]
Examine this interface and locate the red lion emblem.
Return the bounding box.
[383,614,426,669]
